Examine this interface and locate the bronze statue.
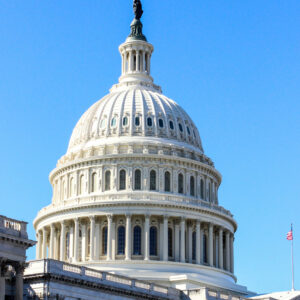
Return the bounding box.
[133,0,143,20]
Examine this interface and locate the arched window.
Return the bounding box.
[102,227,107,255]
[87,228,91,257]
[203,234,208,263]
[168,228,173,257]
[178,123,183,132]
[105,171,111,191]
[150,226,157,256]
[158,119,164,128]
[178,173,184,194]
[192,231,196,260]
[122,116,128,127]
[208,182,211,202]
[187,127,191,135]
[79,175,84,195]
[135,116,140,126]
[190,176,195,197]
[169,120,174,130]
[111,117,117,127]
[118,226,125,255]
[150,170,156,191]
[164,171,171,192]
[91,173,97,193]
[133,226,142,255]
[200,179,204,199]
[100,119,106,129]
[119,169,126,190]
[134,169,141,190]
[66,232,70,260]
[61,180,65,200]
[147,117,153,127]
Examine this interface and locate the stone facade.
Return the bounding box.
[0,215,35,300]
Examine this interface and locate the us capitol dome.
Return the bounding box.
[33,2,248,295]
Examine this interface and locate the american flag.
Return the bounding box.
[287,226,293,241]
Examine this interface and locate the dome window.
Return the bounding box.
[135,116,140,126]
[187,126,191,135]
[169,120,174,130]
[111,117,117,127]
[179,123,183,132]
[147,117,153,127]
[100,119,106,129]
[193,130,196,138]
[158,119,164,128]
[122,116,128,127]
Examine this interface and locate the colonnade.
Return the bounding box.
[121,49,151,75]
[0,260,24,300]
[36,215,234,274]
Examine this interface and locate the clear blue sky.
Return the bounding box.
[0,0,299,294]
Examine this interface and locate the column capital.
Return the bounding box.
[181,217,186,222]
[50,223,55,230]
[61,220,66,226]
[89,216,95,222]
[125,213,132,218]
[74,217,79,223]
[163,215,169,220]
[107,214,113,221]
[145,213,150,220]
[196,220,201,226]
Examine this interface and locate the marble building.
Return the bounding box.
[0,215,35,300]
[31,1,251,298]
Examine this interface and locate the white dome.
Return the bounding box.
[68,86,204,155]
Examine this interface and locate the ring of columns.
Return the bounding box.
[36,213,234,275]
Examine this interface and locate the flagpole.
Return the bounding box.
[291,223,295,291]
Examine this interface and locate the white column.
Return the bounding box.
[180,218,185,263]
[142,51,145,72]
[136,50,139,71]
[147,53,150,73]
[175,223,180,262]
[15,264,24,300]
[60,221,66,261]
[81,224,86,261]
[144,215,150,260]
[95,223,100,260]
[226,231,230,271]
[42,228,47,259]
[125,214,132,260]
[111,221,116,260]
[163,216,168,261]
[196,221,201,264]
[69,226,74,260]
[74,218,79,262]
[230,234,234,273]
[49,224,55,259]
[219,228,223,269]
[36,231,42,259]
[208,224,214,266]
[90,216,95,261]
[53,229,58,260]
[129,50,133,72]
[188,223,193,263]
[107,215,112,260]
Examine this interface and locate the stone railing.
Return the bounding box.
[38,192,233,219]
[0,215,28,238]
[186,287,247,300]
[24,259,182,299]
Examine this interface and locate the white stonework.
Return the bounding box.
[33,6,250,298]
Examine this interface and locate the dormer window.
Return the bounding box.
[158,119,164,128]
[169,120,174,130]
[135,116,140,126]
[123,116,129,127]
[179,123,183,132]
[111,117,117,127]
[147,117,153,127]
